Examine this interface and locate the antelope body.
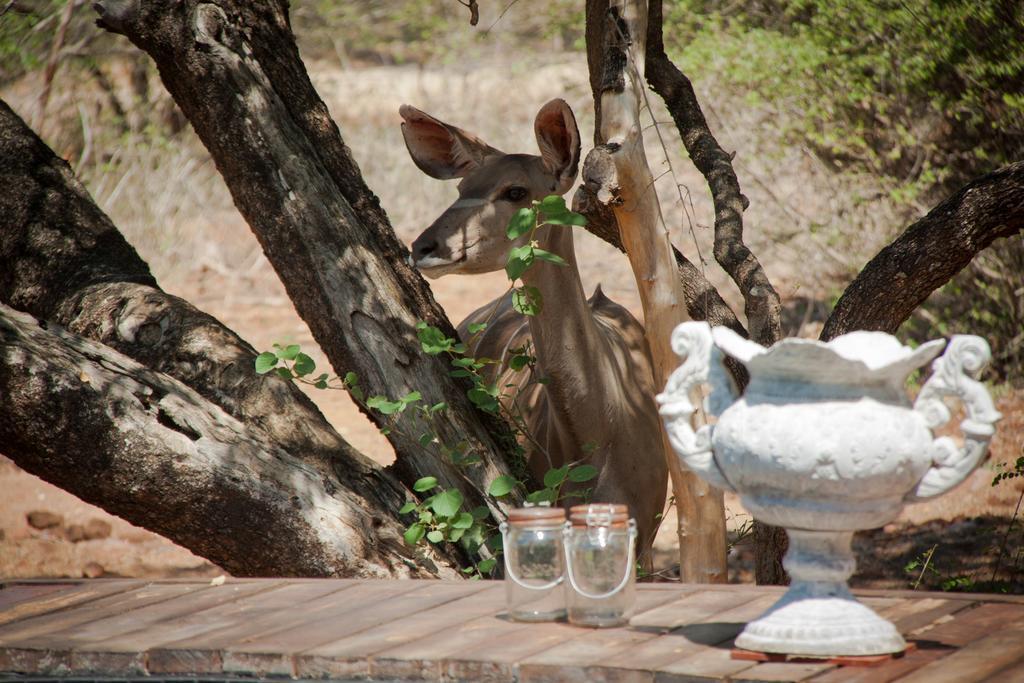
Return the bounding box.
[401,99,667,553]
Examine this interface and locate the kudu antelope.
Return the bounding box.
[400,99,667,553]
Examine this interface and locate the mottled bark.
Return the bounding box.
[0,304,455,579]
[0,98,458,577]
[92,0,521,509]
[644,0,781,348]
[822,161,1024,340]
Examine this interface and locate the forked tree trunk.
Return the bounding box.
[0,304,455,578]
[0,98,458,577]
[92,0,523,514]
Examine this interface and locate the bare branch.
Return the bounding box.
[822,161,1024,340]
[0,304,455,579]
[644,0,782,346]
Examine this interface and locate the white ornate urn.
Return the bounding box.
[657,322,1002,656]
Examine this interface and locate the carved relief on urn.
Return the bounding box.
[657,322,1001,656]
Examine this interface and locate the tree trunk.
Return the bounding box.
[581,0,728,583]
[822,161,1024,340]
[92,0,522,512]
[0,98,460,577]
[0,304,455,579]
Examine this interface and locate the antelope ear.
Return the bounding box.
[534,99,581,193]
[399,105,503,180]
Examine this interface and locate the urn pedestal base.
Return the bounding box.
[735,530,906,657]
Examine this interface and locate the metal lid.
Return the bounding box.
[569,503,630,527]
[508,506,567,525]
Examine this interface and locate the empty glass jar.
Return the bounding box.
[500,506,567,622]
[564,503,637,627]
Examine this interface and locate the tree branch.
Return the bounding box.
[644,0,782,347]
[0,98,460,577]
[91,0,522,512]
[823,161,1024,340]
[0,304,455,579]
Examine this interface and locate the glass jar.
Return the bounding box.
[564,503,637,627]
[500,506,567,622]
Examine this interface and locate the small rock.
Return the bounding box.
[26,510,63,530]
[83,562,105,578]
[65,524,87,543]
[84,518,113,540]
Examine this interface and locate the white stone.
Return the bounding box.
[657,323,1002,656]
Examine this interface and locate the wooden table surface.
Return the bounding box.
[1,578,1023,682]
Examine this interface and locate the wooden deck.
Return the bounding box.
[1,579,1023,682]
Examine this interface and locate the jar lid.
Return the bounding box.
[569,503,630,527]
[508,506,567,525]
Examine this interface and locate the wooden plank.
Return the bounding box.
[36,582,272,650]
[516,592,782,683]
[522,588,767,681]
[298,584,506,680]
[371,584,679,681]
[807,599,1023,683]
[896,616,1024,683]
[0,583,74,612]
[0,580,141,627]
[981,657,1024,683]
[146,580,357,674]
[0,582,204,646]
[221,580,480,677]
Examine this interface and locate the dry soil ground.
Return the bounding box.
[1,55,1022,592]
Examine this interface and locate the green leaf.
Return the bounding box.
[478,558,497,574]
[275,367,294,380]
[468,387,499,413]
[399,501,417,514]
[343,371,359,386]
[430,401,448,413]
[404,523,425,546]
[276,344,301,360]
[452,512,474,529]
[431,488,464,517]
[471,505,491,520]
[255,352,278,374]
[543,211,588,227]
[506,207,537,239]
[366,395,404,414]
[418,432,434,448]
[426,529,444,543]
[527,488,557,504]
[314,379,328,389]
[568,464,599,483]
[292,352,316,376]
[417,323,453,354]
[413,476,438,492]
[467,322,488,334]
[400,390,422,404]
[349,385,364,402]
[509,354,530,371]
[505,254,532,281]
[544,465,570,488]
[532,248,567,266]
[447,527,466,542]
[512,286,543,316]
[488,475,517,497]
[538,195,567,214]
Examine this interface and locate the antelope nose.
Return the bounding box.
[411,236,439,264]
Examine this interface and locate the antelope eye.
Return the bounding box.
[502,186,529,202]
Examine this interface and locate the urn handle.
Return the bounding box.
[909,335,1002,501]
[656,322,739,493]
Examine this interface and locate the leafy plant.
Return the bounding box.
[253,196,594,576]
